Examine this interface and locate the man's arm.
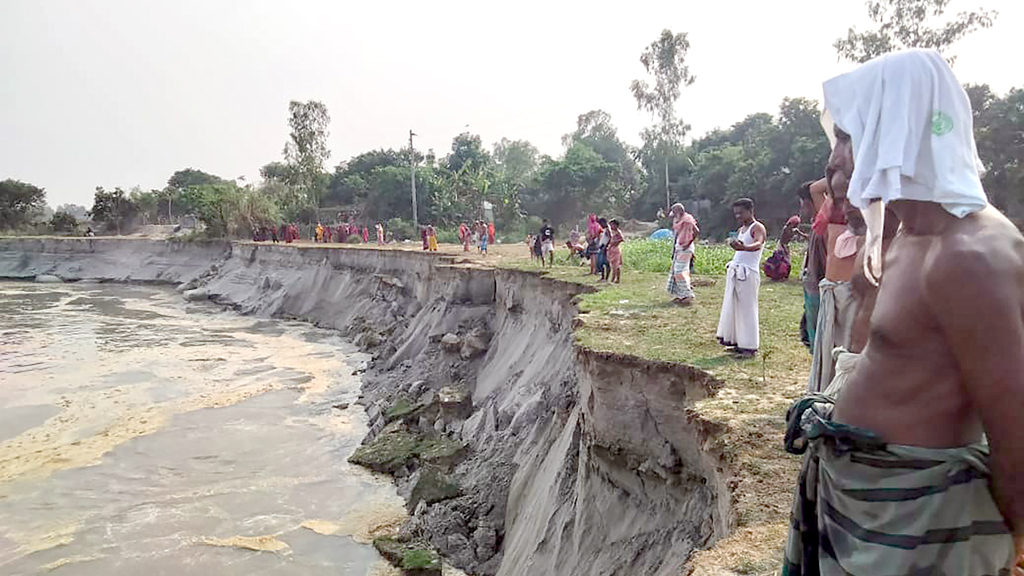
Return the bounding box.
[810,178,828,213]
[926,243,1024,544]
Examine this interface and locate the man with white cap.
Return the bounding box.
[783,49,1024,575]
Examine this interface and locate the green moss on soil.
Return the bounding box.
[402,548,440,569]
[385,398,414,421]
[349,423,466,475]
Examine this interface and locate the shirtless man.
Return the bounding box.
[784,49,1023,575]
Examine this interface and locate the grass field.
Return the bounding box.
[501,239,810,575]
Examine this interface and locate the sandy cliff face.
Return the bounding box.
[0,238,734,576]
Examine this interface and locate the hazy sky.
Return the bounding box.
[1,0,1020,207]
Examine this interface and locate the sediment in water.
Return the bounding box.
[0,237,736,576]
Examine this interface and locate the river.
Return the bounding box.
[0,281,407,575]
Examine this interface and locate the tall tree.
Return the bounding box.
[89,186,138,235]
[562,110,641,212]
[445,133,490,173]
[834,0,997,64]
[0,179,46,229]
[492,138,539,224]
[284,100,332,208]
[630,29,696,212]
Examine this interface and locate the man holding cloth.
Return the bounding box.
[784,49,1024,575]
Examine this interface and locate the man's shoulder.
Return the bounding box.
[924,208,1024,293]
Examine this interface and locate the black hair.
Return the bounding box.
[732,198,754,211]
[597,217,608,226]
[797,181,814,201]
[609,218,620,226]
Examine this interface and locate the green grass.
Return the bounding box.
[620,239,806,276]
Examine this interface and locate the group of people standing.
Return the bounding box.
[578,215,623,282]
[254,222,387,245]
[314,221,372,244]
[456,221,494,255]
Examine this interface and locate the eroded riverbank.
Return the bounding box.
[0,238,737,576]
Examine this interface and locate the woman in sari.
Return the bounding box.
[666,203,699,306]
[427,225,439,252]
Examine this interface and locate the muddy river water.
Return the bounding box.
[0,281,408,575]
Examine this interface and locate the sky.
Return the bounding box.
[1,0,1020,208]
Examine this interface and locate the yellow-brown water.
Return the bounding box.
[0,281,407,575]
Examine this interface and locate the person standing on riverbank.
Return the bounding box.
[716,198,765,357]
[539,219,555,267]
[478,222,488,255]
[666,203,698,305]
[799,180,828,348]
[426,225,439,252]
[596,218,611,282]
[784,49,1023,576]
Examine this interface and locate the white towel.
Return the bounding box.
[821,49,988,218]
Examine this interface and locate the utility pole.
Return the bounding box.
[665,157,670,213]
[409,130,418,228]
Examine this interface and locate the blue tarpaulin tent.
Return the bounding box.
[649,228,673,241]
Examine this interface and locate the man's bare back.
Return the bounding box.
[836,203,1024,448]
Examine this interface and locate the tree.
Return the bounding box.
[492,138,540,224]
[259,161,296,185]
[445,133,490,173]
[834,0,997,64]
[0,179,47,229]
[179,183,242,237]
[167,168,225,190]
[54,203,89,220]
[49,211,79,233]
[631,29,696,213]
[562,110,641,212]
[89,186,139,235]
[283,100,331,208]
[523,144,617,228]
[968,84,1024,228]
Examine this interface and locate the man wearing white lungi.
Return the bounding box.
[716,198,766,358]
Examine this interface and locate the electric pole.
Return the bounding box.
[409,130,418,228]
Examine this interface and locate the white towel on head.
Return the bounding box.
[821,48,988,218]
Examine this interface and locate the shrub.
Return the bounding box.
[436,227,460,244]
[385,218,416,241]
[49,211,79,234]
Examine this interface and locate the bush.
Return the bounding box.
[436,227,460,244]
[345,234,363,244]
[49,211,79,234]
[385,217,416,241]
